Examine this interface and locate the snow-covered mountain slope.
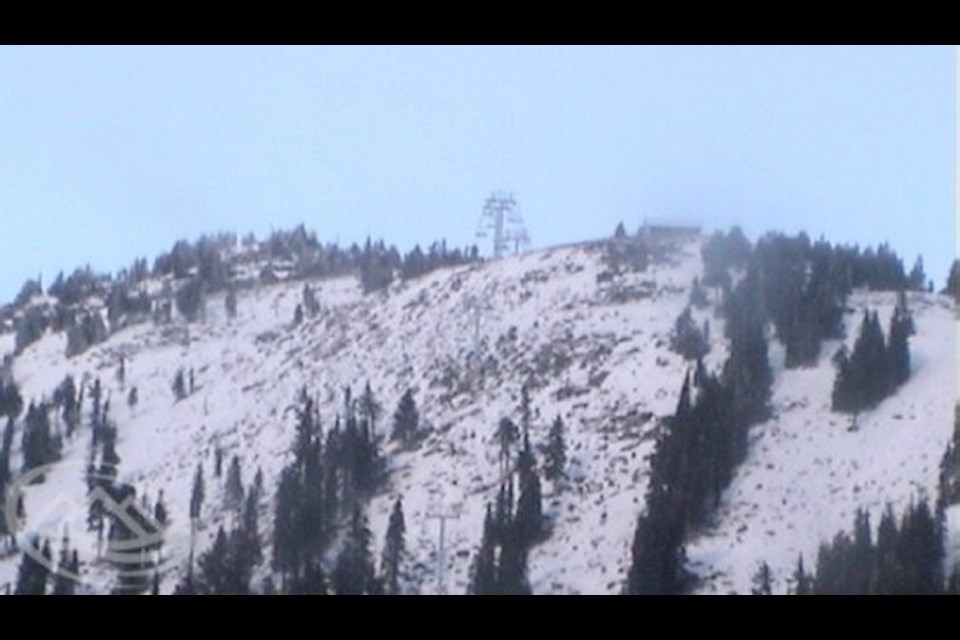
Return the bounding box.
[0,238,955,594]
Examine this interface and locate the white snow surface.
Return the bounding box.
[0,238,955,594]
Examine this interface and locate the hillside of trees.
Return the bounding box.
[2,225,481,358]
[0,224,953,596]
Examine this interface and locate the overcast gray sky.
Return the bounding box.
[0,45,954,302]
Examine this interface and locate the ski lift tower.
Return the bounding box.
[476,192,530,259]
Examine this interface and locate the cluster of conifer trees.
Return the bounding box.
[177,383,415,595]
[176,460,262,596]
[467,433,546,594]
[774,500,957,595]
[628,229,785,595]
[702,229,925,371]
[4,224,482,359]
[626,349,771,594]
[467,386,564,595]
[831,297,913,414]
[269,388,383,590]
[9,369,169,595]
[13,534,81,595]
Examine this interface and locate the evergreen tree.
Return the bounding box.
[496,523,531,595]
[89,377,102,431]
[391,389,419,445]
[858,311,889,405]
[671,307,709,360]
[15,306,48,354]
[172,368,187,402]
[793,555,811,595]
[519,383,533,438]
[54,375,79,438]
[830,346,854,414]
[751,561,773,595]
[813,532,853,594]
[52,533,78,595]
[359,381,382,440]
[190,463,205,522]
[544,415,567,483]
[943,259,959,302]
[721,294,772,429]
[116,355,126,389]
[225,285,238,320]
[908,256,926,291]
[875,504,901,594]
[223,527,257,595]
[783,299,821,368]
[323,419,341,527]
[299,430,328,554]
[494,475,515,545]
[895,290,915,335]
[224,455,244,515]
[154,490,168,528]
[175,277,205,323]
[333,505,375,595]
[850,508,874,594]
[467,504,498,595]
[496,417,519,475]
[343,385,354,422]
[22,402,61,473]
[901,498,942,595]
[887,305,911,388]
[197,526,232,594]
[0,379,24,420]
[515,434,543,548]
[238,488,263,569]
[0,419,11,544]
[625,489,686,595]
[15,537,51,595]
[272,466,303,581]
[253,467,265,505]
[292,395,317,467]
[380,497,406,595]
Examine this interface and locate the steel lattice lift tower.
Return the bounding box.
[476,192,530,259]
